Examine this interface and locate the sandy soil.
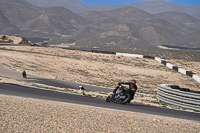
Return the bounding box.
[1,94,200,133]
[0,46,199,107]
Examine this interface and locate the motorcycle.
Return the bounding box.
[79,85,86,90]
[22,71,27,79]
[106,85,135,104]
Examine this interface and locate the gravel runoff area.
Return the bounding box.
[0,46,200,132]
[1,94,200,133]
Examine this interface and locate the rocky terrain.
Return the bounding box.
[0,35,22,44]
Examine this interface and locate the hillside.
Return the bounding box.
[25,0,88,13]
[131,1,200,20]
[89,1,200,19]
[22,6,91,36]
[75,6,188,48]
[1,0,200,50]
[0,0,40,26]
[25,0,200,20]
[155,12,200,31]
[0,0,91,37]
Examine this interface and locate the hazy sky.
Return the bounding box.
[79,0,200,6]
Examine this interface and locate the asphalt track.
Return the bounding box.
[0,67,200,122]
[0,67,111,92]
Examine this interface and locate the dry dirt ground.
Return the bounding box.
[0,46,200,108]
[1,94,200,133]
[0,46,200,132]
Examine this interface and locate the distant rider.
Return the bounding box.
[22,70,27,78]
[79,85,86,90]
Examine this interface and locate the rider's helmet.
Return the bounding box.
[131,79,136,84]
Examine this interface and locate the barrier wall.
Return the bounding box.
[116,52,144,58]
[157,84,200,111]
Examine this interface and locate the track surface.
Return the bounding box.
[0,67,111,92]
[1,83,200,122]
[0,67,200,122]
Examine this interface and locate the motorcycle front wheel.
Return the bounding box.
[106,94,113,103]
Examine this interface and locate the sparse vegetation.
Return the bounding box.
[0,46,199,111]
[41,41,48,47]
[0,35,13,43]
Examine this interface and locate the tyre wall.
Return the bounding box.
[157,84,200,111]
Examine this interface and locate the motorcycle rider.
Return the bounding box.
[112,79,137,101]
[79,85,86,90]
[22,70,27,78]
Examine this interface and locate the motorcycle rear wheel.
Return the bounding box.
[120,94,132,104]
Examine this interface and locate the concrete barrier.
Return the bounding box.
[178,68,188,75]
[166,63,174,69]
[155,57,162,63]
[116,52,144,58]
[193,74,200,83]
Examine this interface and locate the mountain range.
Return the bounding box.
[25,0,88,14]
[0,0,200,50]
[25,0,200,20]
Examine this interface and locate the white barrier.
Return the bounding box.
[116,52,144,58]
[155,57,162,63]
[193,74,200,83]
[178,68,188,75]
[166,63,174,69]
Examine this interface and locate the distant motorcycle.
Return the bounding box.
[22,71,27,79]
[106,85,134,104]
[79,85,86,90]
